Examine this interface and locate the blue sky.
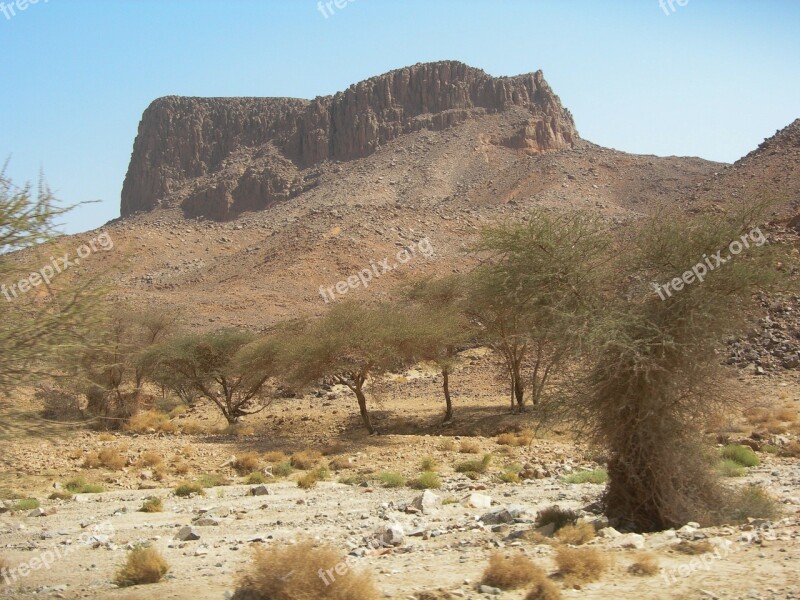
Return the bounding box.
[1,0,798,234]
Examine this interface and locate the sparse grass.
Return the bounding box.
[180,420,208,435]
[139,451,163,468]
[48,491,73,501]
[535,506,579,532]
[197,473,229,488]
[174,482,205,497]
[264,451,288,464]
[114,545,170,587]
[627,553,659,576]
[455,453,492,475]
[377,471,406,488]
[420,456,437,471]
[246,472,268,484]
[497,430,533,447]
[290,449,323,470]
[554,547,608,583]
[499,463,522,484]
[297,472,319,489]
[775,407,798,422]
[721,444,760,467]
[554,521,595,545]
[272,461,294,477]
[125,411,176,434]
[761,444,780,455]
[329,456,352,471]
[439,439,457,452]
[718,459,746,477]
[140,497,163,513]
[232,452,261,475]
[481,553,544,590]
[459,440,481,454]
[64,477,104,494]
[673,540,712,555]
[232,540,379,600]
[721,484,782,523]
[12,498,40,511]
[410,471,442,490]
[339,473,369,486]
[564,468,608,484]
[97,433,114,442]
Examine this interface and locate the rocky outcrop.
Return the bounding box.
[121,61,578,220]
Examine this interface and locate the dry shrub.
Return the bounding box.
[180,420,208,435]
[152,464,167,481]
[174,461,190,475]
[497,433,517,446]
[139,451,163,467]
[329,456,353,471]
[114,545,170,587]
[439,439,457,452]
[673,540,712,555]
[554,521,595,545]
[719,484,781,523]
[125,411,174,434]
[745,407,771,425]
[140,497,163,513]
[459,440,481,454]
[535,506,579,532]
[297,472,319,489]
[554,547,608,583]
[232,452,262,475]
[67,448,84,460]
[97,433,114,442]
[264,451,288,464]
[232,540,379,600]
[524,576,562,600]
[781,441,800,458]
[322,440,348,455]
[85,447,126,470]
[0,556,10,571]
[627,552,659,576]
[35,385,83,422]
[481,553,544,590]
[775,407,798,422]
[291,449,323,470]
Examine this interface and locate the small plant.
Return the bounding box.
[410,471,442,490]
[84,447,127,471]
[329,456,352,471]
[114,545,170,587]
[377,471,406,488]
[139,497,163,513]
[720,444,760,467]
[64,477,104,494]
[455,453,492,475]
[246,472,268,485]
[761,444,780,455]
[496,430,533,447]
[174,461,190,475]
[717,459,745,477]
[264,450,288,464]
[459,440,481,454]
[481,553,545,590]
[554,547,608,583]
[290,450,323,470]
[97,433,114,442]
[12,498,40,511]
[554,521,595,545]
[563,469,608,484]
[174,482,205,497]
[297,472,319,489]
[439,438,457,452]
[781,441,800,458]
[48,491,73,501]
[272,461,294,477]
[197,473,229,488]
[524,576,563,600]
[721,484,781,523]
[139,451,163,468]
[125,411,175,434]
[499,464,522,484]
[233,540,379,599]
[232,452,261,475]
[420,456,437,471]
[339,474,369,486]
[535,506,579,532]
[627,553,659,576]
[673,540,712,555]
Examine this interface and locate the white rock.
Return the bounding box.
[462,493,492,509]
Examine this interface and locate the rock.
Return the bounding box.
[175,526,201,541]
[597,527,622,539]
[609,533,646,549]
[28,508,47,518]
[378,523,405,547]
[412,490,441,515]
[193,517,220,527]
[463,493,492,509]
[250,485,272,496]
[479,584,502,595]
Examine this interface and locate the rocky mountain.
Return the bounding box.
[121,62,578,220]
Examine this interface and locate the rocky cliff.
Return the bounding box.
[121,61,579,220]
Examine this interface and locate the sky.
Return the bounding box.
[0,0,798,235]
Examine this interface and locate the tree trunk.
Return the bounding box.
[354,385,376,434]
[512,362,525,413]
[442,368,453,422]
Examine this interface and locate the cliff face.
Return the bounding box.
[121,61,579,220]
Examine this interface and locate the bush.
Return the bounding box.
[459,440,481,454]
[264,451,288,464]
[174,461,190,475]
[291,450,323,470]
[554,547,608,583]
[329,456,353,471]
[84,447,127,470]
[780,441,800,458]
[272,461,294,477]
[64,477,104,494]
[139,451,163,468]
[410,471,441,490]
[298,472,319,489]
[339,473,369,486]
[12,498,39,511]
[535,506,579,532]
[420,457,437,471]
[439,439,457,452]
[720,484,781,523]
[717,459,745,477]
[174,482,205,497]
[496,430,534,447]
[499,469,521,484]
[721,444,760,467]
[232,452,262,475]
[114,545,170,587]
[140,497,163,513]
[455,454,492,475]
[524,577,562,600]
[48,491,73,501]
[481,553,544,590]
[627,553,659,576]
[377,472,406,488]
[554,521,595,545]
[246,472,268,484]
[197,473,229,488]
[125,411,175,434]
[232,540,379,600]
[563,469,608,484]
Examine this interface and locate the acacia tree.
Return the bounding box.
[467,211,610,411]
[141,330,278,425]
[570,205,786,531]
[284,302,406,435]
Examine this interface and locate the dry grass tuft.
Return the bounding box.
[84,447,127,471]
[173,461,190,475]
[263,450,288,463]
[179,420,208,435]
[291,449,323,470]
[139,451,163,468]
[114,545,170,587]
[232,452,262,475]
[329,456,353,471]
[297,472,319,489]
[439,439,457,452]
[497,430,533,447]
[524,576,563,600]
[459,440,481,454]
[481,553,544,590]
[125,411,175,434]
[782,441,800,458]
[554,521,595,545]
[97,433,114,442]
[232,540,379,600]
[139,497,163,513]
[627,553,659,576]
[554,547,608,583]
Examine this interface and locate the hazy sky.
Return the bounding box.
[1,0,798,234]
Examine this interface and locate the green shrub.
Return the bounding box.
[410,471,442,490]
[420,457,438,471]
[338,474,369,486]
[64,478,104,494]
[455,454,492,475]
[197,473,229,488]
[717,459,745,477]
[48,491,73,501]
[272,461,294,477]
[246,472,268,484]
[721,444,760,467]
[377,471,406,488]
[564,469,608,484]
[174,482,205,497]
[721,484,781,523]
[12,498,39,511]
